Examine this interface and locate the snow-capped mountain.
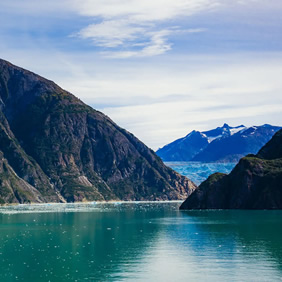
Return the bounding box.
[156,124,281,162]
[201,123,246,143]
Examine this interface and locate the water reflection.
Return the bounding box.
[165,210,282,280]
[0,203,176,281]
[0,203,281,281]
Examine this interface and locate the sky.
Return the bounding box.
[0,0,282,150]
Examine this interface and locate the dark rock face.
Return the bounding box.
[257,129,282,160]
[0,59,196,204]
[157,124,281,162]
[180,129,282,210]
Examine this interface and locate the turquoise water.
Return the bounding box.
[166,162,236,185]
[0,202,282,281]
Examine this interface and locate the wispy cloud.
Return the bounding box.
[100,29,173,58]
[78,20,146,48]
[73,0,277,57]
[73,0,220,57]
[79,24,207,58]
[72,0,221,20]
[1,0,273,57]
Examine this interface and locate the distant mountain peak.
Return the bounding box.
[156,123,281,162]
[185,130,197,138]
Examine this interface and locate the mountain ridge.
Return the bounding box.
[0,58,196,204]
[156,123,281,162]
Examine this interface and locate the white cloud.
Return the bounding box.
[141,30,172,56]
[2,0,272,58]
[77,22,207,58]
[72,0,274,57]
[77,18,175,57]
[102,29,173,58]
[73,0,220,57]
[78,20,146,48]
[71,0,221,21]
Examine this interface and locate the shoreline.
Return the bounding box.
[0,200,183,207]
[0,200,184,214]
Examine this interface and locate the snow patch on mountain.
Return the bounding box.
[230,126,247,135]
[207,135,222,143]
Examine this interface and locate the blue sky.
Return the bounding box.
[1,0,282,149]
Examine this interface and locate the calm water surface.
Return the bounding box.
[0,202,282,281]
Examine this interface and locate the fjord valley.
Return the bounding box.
[0,59,196,204]
[1,0,282,281]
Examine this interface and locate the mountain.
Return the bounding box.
[156,123,281,162]
[180,129,282,210]
[0,59,196,204]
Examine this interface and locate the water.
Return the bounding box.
[0,202,282,281]
[166,162,236,185]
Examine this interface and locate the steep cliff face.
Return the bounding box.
[0,59,196,204]
[180,129,282,210]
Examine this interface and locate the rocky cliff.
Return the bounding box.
[0,59,196,204]
[180,129,282,210]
